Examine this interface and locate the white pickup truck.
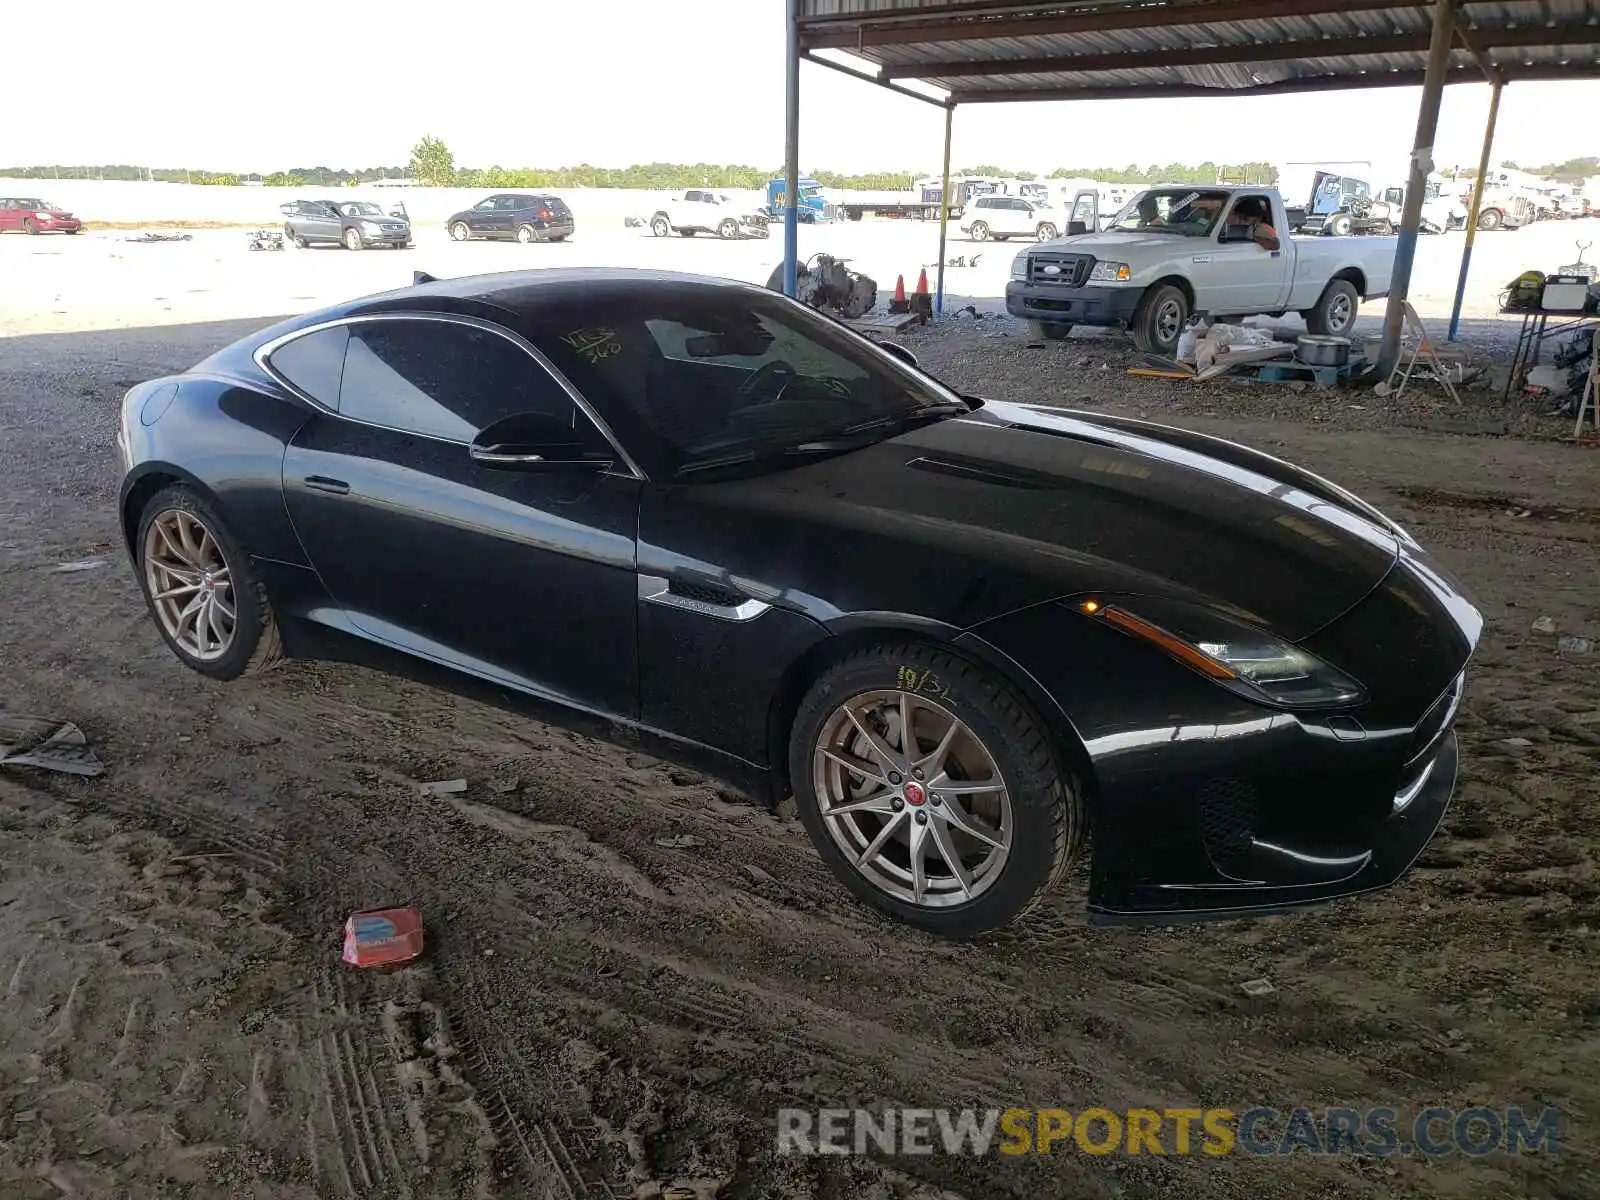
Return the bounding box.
[650,190,770,240]
[1006,186,1395,355]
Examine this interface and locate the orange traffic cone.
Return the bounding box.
[889,274,909,314]
[912,267,934,323]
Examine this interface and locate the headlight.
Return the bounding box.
[1075,596,1365,710]
[360,220,382,230]
[1088,261,1132,282]
[35,211,54,220]
[1010,254,1027,280]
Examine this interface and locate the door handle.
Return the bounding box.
[304,475,350,495]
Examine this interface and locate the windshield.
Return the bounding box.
[532,290,969,479]
[799,186,822,200]
[340,202,383,217]
[1109,188,1229,237]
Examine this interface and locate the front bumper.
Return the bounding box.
[36,217,81,232]
[1005,280,1144,328]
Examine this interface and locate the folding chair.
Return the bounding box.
[1574,341,1600,440]
[1373,302,1463,404]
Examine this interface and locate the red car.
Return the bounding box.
[0,196,82,234]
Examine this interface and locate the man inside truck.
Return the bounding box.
[1226,196,1280,252]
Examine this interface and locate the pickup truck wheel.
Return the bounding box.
[1035,223,1057,241]
[1133,285,1188,356]
[650,215,671,237]
[717,219,739,239]
[1477,208,1504,232]
[1027,320,1073,341]
[968,221,990,242]
[1305,279,1360,337]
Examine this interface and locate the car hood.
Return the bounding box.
[686,400,1400,641]
[1030,230,1209,255]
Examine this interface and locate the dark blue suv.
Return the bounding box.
[445,193,575,244]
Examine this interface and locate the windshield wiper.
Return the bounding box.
[836,402,969,437]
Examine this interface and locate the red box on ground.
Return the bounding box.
[342,906,424,968]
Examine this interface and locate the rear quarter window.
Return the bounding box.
[264,326,350,408]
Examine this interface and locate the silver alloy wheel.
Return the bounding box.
[1036,223,1056,240]
[344,228,362,251]
[1327,291,1353,331]
[812,689,1013,908]
[970,221,990,241]
[517,223,536,243]
[1155,296,1184,345]
[142,509,236,662]
[450,222,470,242]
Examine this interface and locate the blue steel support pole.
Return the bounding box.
[1448,76,1502,341]
[1375,0,1456,380]
[935,103,953,315]
[783,0,800,298]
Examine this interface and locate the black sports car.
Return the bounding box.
[115,268,1481,937]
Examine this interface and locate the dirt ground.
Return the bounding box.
[1,310,1597,1200]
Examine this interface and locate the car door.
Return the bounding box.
[308,202,343,242]
[1199,193,1290,316]
[275,313,642,716]
[0,200,17,232]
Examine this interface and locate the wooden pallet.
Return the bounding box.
[846,312,922,335]
[1231,356,1365,389]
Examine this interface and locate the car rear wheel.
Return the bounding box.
[343,228,362,251]
[516,223,538,243]
[969,220,990,241]
[650,214,671,237]
[135,485,281,681]
[789,643,1081,937]
[1304,278,1360,337]
[1132,283,1188,356]
[717,218,740,239]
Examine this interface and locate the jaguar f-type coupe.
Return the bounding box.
[116,268,1481,937]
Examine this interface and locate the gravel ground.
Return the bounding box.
[1,251,1598,1198]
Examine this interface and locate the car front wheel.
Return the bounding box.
[135,485,281,681]
[789,643,1081,937]
[449,221,471,242]
[343,228,362,251]
[1132,283,1189,356]
[968,220,990,241]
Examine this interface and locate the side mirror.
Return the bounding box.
[470,411,613,473]
[1067,220,1088,236]
[877,341,918,369]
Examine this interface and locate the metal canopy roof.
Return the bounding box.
[797,0,1600,103]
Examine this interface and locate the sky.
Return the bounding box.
[6,0,1596,178]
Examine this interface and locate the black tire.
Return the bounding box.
[550,234,569,242]
[449,221,471,242]
[789,643,1081,937]
[1304,278,1360,337]
[134,485,281,682]
[968,220,990,242]
[1027,319,1073,341]
[1132,283,1188,356]
[650,214,671,237]
[343,227,362,251]
[718,218,739,240]
[1478,208,1504,232]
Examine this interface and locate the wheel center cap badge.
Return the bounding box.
[903,782,927,807]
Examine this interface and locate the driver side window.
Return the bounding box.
[337,318,583,442]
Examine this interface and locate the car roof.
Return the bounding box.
[351,267,762,315]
